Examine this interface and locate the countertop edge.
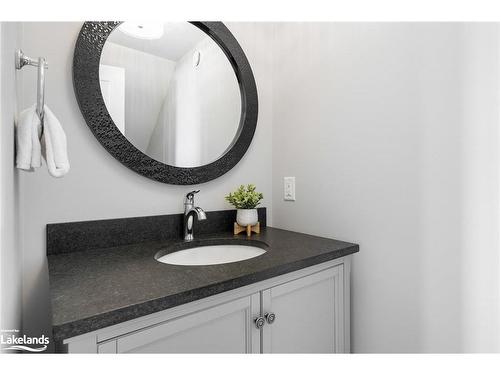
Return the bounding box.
[52,244,359,342]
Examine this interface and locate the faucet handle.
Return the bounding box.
[185,190,200,204]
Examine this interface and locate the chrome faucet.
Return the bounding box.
[184,190,207,241]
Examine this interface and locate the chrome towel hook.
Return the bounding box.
[15,49,48,133]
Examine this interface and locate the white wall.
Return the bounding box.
[0,22,22,345]
[271,23,500,352]
[460,24,500,352]
[16,22,273,345]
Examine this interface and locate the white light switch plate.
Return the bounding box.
[284,177,296,201]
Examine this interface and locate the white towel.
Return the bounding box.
[41,105,70,178]
[15,104,69,177]
[15,104,42,170]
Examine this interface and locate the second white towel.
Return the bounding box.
[41,105,70,178]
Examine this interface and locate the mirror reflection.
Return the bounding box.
[99,22,242,167]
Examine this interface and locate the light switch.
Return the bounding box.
[284,177,296,201]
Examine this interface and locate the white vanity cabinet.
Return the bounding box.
[63,256,351,354]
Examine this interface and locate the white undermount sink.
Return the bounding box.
[156,244,266,266]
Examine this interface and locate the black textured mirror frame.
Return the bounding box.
[73,22,258,185]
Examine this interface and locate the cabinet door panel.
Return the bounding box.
[262,265,344,353]
[98,340,117,353]
[116,293,260,353]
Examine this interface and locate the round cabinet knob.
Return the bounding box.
[254,316,266,329]
[265,312,276,324]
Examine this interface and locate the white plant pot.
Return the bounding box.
[236,209,258,227]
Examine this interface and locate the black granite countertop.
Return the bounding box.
[47,223,358,343]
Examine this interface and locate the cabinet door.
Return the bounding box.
[115,293,260,353]
[261,265,345,353]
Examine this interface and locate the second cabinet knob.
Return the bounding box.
[265,312,276,324]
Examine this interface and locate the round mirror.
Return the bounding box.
[99,22,241,167]
[73,22,258,185]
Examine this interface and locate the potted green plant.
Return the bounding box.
[225,184,264,226]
